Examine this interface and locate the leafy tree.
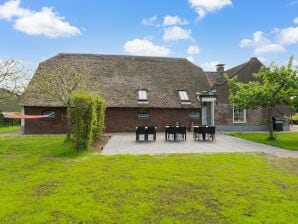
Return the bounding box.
[228,57,298,139]
[28,62,95,140]
[0,60,29,104]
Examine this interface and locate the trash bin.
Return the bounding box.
[272,117,283,131]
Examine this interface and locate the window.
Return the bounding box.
[138,111,149,120]
[189,111,200,119]
[42,110,56,121]
[233,108,246,123]
[178,90,189,101]
[138,90,148,101]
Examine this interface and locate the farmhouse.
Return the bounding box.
[20,53,289,134]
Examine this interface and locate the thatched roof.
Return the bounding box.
[205,57,264,87]
[20,54,211,108]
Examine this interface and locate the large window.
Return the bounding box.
[138,89,148,101]
[178,90,189,101]
[233,108,246,123]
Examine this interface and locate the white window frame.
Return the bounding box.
[138,89,148,101]
[233,108,246,123]
[178,90,189,101]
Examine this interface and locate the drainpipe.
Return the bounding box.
[21,107,25,134]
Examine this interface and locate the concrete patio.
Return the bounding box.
[102,132,298,157]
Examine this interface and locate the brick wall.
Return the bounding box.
[24,107,67,134]
[24,106,202,134]
[105,108,201,132]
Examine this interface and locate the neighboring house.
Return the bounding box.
[20,54,212,134]
[205,57,290,131]
[0,88,20,112]
[20,54,290,134]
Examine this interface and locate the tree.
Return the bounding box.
[228,57,298,139]
[28,62,95,140]
[0,60,29,103]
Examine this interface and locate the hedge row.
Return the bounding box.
[0,112,20,126]
[70,91,106,151]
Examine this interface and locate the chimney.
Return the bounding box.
[216,64,225,73]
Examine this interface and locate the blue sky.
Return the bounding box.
[0,0,297,71]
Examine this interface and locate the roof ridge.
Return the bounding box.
[57,53,188,61]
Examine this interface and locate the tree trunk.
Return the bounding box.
[65,104,71,141]
[268,107,274,139]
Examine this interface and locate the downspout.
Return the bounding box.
[21,107,25,134]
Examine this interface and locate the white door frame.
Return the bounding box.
[201,97,216,126]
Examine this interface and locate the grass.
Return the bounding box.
[0,125,20,134]
[227,132,298,151]
[0,136,298,223]
[293,114,298,120]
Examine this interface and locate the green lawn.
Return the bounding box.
[227,132,298,151]
[0,126,21,134]
[0,136,298,223]
[292,114,298,120]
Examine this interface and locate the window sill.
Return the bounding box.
[233,121,247,124]
[138,101,149,104]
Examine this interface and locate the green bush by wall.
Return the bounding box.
[70,91,106,151]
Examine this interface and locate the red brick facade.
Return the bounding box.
[24,107,67,134]
[24,106,202,134]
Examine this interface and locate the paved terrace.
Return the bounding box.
[102,132,298,157]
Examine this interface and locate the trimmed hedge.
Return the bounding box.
[70,91,106,151]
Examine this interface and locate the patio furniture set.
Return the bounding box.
[136,125,216,142]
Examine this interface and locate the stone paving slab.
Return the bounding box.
[102,132,298,157]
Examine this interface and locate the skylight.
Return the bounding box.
[138,89,148,101]
[178,90,189,101]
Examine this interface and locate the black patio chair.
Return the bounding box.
[193,126,200,141]
[206,126,216,141]
[176,126,186,141]
[165,126,176,141]
[136,126,147,141]
[193,126,207,141]
[147,126,157,141]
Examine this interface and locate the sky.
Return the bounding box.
[0,0,297,72]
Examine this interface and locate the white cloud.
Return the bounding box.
[141,16,160,27]
[200,61,221,71]
[254,44,286,55]
[187,45,201,54]
[278,27,298,45]
[14,7,80,38]
[186,56,194,63]
[189,0,232,19]
[294,17,298,24]
[0,0,80,38]
[163,26,192,41]
[124,38,171,57]
[163,15,189,26]
[0,0,30,20]
[239,39,253,48]
[240,31,286,55]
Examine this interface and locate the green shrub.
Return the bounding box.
[70,91,106,151]
[92,96,106,142]
[0,111,20,126]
